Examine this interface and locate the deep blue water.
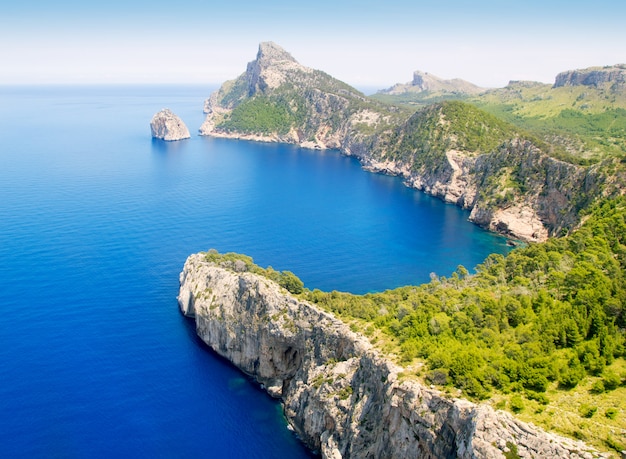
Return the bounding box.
[0,85,511,458]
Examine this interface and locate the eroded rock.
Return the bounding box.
[150,108,190,141]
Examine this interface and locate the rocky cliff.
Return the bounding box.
[356,102,615,242]
[553,64,626,89]
[150,108,190,141]
[178,253,609,459]
[199,41,407,150]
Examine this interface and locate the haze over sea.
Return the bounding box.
[0,85,511,458]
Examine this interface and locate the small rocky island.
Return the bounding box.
[150,109,190,141]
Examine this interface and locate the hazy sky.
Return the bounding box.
[2,0,625,89]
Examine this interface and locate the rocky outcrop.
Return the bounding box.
[554,64,626,88]
[358,104,604,242]
[178,253,608,459]
[380,70,484,96]
[199,42,404,151]
[150,109,190,141]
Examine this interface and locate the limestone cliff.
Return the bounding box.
[199,41,407,150]
[150,109,190,141]
[178,253,608,459]
[356,102,615,242]
[553,64,626,89]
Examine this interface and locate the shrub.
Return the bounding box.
[425,369,449,386]
[525,390,549,405]
[602,371,621,390]
[590,380,605,394]
[559,364,585,389]
[579,404,597,418]
[605,435,625,452]
[279,271,304,294]
[605,408,618,420]
[504,441,521,459]
[510,395,525,413]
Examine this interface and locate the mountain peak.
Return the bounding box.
[243,42,306,94]
[380,70,483,96]
[256,42,298,66]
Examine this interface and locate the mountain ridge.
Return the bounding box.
[379,69,484,96]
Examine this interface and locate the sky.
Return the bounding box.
[1,0,625,89]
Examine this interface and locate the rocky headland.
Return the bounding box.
[178,253,609,459]
[150,108,191,141]
[198,43,626,243]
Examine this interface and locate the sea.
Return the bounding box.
[0,85,511,458]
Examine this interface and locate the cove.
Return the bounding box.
[0,85,510,458]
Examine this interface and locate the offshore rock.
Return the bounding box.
[178,253,608,459]
[150,109,191,141]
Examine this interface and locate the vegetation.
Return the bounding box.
[202,197,626,450]
[374,79,626,164]
[204,250,303,295]
[470,82,626,162]
[370,90,472,108]
[304,198,625,398]
[384,101,528,160]
[218,95,298,135]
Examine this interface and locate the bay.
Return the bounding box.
[0,85,510,458]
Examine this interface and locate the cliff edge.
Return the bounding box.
[178,253,607,459]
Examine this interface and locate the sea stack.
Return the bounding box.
[150,109,191,141]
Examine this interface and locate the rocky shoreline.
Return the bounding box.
[178,253,609,459]
[197,43,621,244]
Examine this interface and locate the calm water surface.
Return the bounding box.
[0,85,510,458]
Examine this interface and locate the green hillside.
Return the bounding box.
[380,100,534,163]
[304,197,626,453]
[470,82,626,163]
[372,71,626,165]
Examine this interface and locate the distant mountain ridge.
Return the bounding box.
[553,64,626,88]
[380,70,484,96]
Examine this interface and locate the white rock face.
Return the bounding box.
[178,253,608,459]
[150,109,190,141]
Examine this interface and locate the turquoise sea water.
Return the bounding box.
[0,85,511,458]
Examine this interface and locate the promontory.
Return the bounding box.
[198,42,626,243]
[178,251,613,459]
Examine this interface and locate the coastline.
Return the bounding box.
[178,253,608,459]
